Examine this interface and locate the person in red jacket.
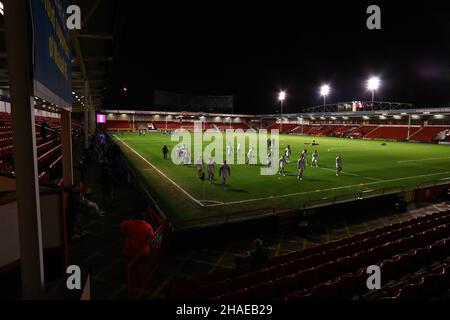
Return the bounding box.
[120,212,154,261]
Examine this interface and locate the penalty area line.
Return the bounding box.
[114,136,205,207]
[203,171,450,207]
[199,200,225,205]
[316,166,383,181]
[397,157,450,163]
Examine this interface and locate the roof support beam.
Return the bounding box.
[82,0,103,29]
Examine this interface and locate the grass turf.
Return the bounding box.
[112,132,450,228]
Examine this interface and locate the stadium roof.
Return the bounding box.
[100,109,255,118]
[0,0,121,113]
[70,0,122,112]
[258,101,450,119]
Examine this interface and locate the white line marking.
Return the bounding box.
[397,157,450,163]
[203,171,450,207]
[114,136,205,207]
[402,161,450,172]
[317,167,382,181]
[199,200,225,205]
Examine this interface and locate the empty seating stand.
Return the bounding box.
[409,126,450,143]
[147,121,251,131]
[169,208,450,300]
[364,126,420,141]
[105,120,131,131]
[0,112,63,185]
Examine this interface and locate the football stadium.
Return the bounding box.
[109,115,450,228]
[2,0,450,312]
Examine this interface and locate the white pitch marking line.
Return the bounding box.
[199,200,225,205]
[204,171,450,207]
[402,161,450,172]
[397,157,450,163]
[115,136,205,207]
[316,166,382,181]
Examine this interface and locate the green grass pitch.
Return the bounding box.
[112,132,450,228]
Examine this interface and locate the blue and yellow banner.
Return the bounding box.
[30,0,72,110]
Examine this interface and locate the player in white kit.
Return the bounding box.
[279,155,286,176]
[195,156,204,179]
[311,150,318,167]
[297,155,306,180]
[302,148,308,166]
[336,154,342,176]
[207,157,215,183]
[226,142,232,158]
[183,147,190,165]
[246,147,253,164]
[267,152,273,168]
[285,145,291,162]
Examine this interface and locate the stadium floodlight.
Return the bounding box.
[278,90,286,131]
[366,76,380,103]
[320,84,330,105]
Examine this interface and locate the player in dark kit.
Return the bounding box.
[162,145,169,160]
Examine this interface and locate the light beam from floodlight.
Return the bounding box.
[320,84,330,105]
[366,76,380,103]
[278,90,286,132]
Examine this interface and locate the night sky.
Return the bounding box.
[104,2,450,114]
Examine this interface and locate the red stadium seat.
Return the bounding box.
[316,261,338,280]
[218,288,249,300]
[421,274,444,297]
[398,283,422,300]
[247,281,275,299]
[248,269,272,286]
[269,263,291,280]
[379,258,399,282]
[310,279,340,299]
[273,275,298,297]
[297,267,321,289]
[283,289,311,301]
[197,279,232,298]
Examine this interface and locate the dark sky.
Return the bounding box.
[104,2,450,114]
